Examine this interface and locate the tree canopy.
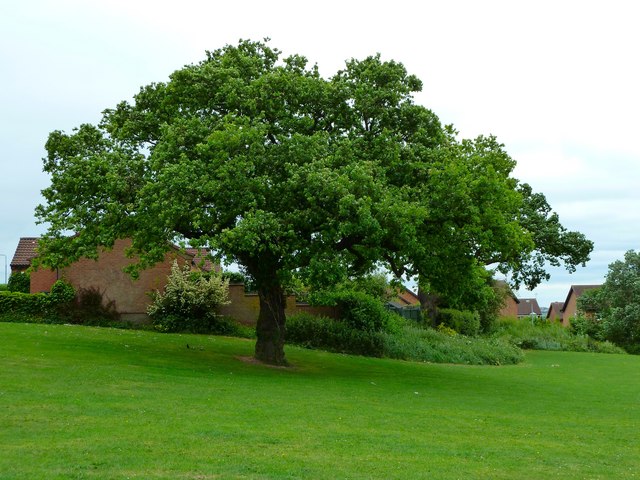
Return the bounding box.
[577,250,640,351]
[36,39,592,364]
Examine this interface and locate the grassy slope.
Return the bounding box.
[1,322,638,480]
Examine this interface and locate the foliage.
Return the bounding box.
[0,279,76,321]
[0,291,49,316]
[35,39,593,364]
[0,283,8,291]
[7,271,30,293]
[221,270,258,293]
[576,286,604,314]
[286,312,521,365]
[436,323,458,336]
[336,272,397,302]
[286,313,385,357]
[381,324,523,365]
[148,261,230,333]
[436,308,481,336]
[575,251,640,351]
[49,279,75,304]
[491,318,625,354]
[570,313,605,341]
[56,286,121,326]
[311,289,399,333]
[585,250,640,351]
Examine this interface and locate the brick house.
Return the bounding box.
[517,298,542,319]
[12,237,336,325]
[19,237,207,322]
[494,280,520,318]
[546,302,564,322]
[9,237,39,274]
[560,285,601,327]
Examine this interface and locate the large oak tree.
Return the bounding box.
[36,40,592,364]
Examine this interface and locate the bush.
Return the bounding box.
[53,286,121,326]
[49,280,75,304]
[286,313,385,357]
[437,308,481,336]
[491,318,625,354]
[148,261,230,333]
[0,291,49,316]
[286,313,523,365]
[0,280,75,320]
[313,289,398,333]
[381,324,523,365]
[570,314,605,341]
[7,272,30,293]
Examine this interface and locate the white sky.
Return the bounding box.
[1,0,639,309]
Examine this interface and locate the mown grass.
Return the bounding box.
[1,321,639,479]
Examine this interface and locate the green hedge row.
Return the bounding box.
[0,291,50,315]
[0,280,75,317]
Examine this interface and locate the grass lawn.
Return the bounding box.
[1,322,639,479]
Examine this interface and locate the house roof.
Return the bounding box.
[562,285,601,310]
[517,298,542,316]
[493,280,520,303]
[546,302,564,319]
[11,236,220,272]
[395,287,420,306]
[10,237,40,269]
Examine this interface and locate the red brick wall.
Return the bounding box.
[30,268,59,294]
[548,305,562,322]
[562,293,578,327]
[29,239,189,320]
[498,296,519,318]
[217,283,338,325]
[30,243,339,325]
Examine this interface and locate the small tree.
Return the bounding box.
[148,261,229,333]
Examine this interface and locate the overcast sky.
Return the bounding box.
[1,0,638,308]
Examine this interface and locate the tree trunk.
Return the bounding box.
[417,285,440,327]
[254,282,288,366]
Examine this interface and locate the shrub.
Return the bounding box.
[0,291,49,316]
[380,324,523,365]
[0,280,75,320]
[7,272,30,293]
[49,280,75,304]
[437,308,481,336]
[148,261,230,333]
[56,286,121,326]
[570,314,605,341]
[491,318,625,354]
[313,289,397,333]
[286,313,385,357]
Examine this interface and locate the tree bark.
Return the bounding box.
[254,282,288,366]
[417,285,440,327]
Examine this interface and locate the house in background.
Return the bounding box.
[11,237,336,325]
[546,302,564,322]
[388,287,420,308]
[15,237,210,323]
[9,237,39,275]
[560,285,601,327]
[517,298,541,319]
[494,280,520,318]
